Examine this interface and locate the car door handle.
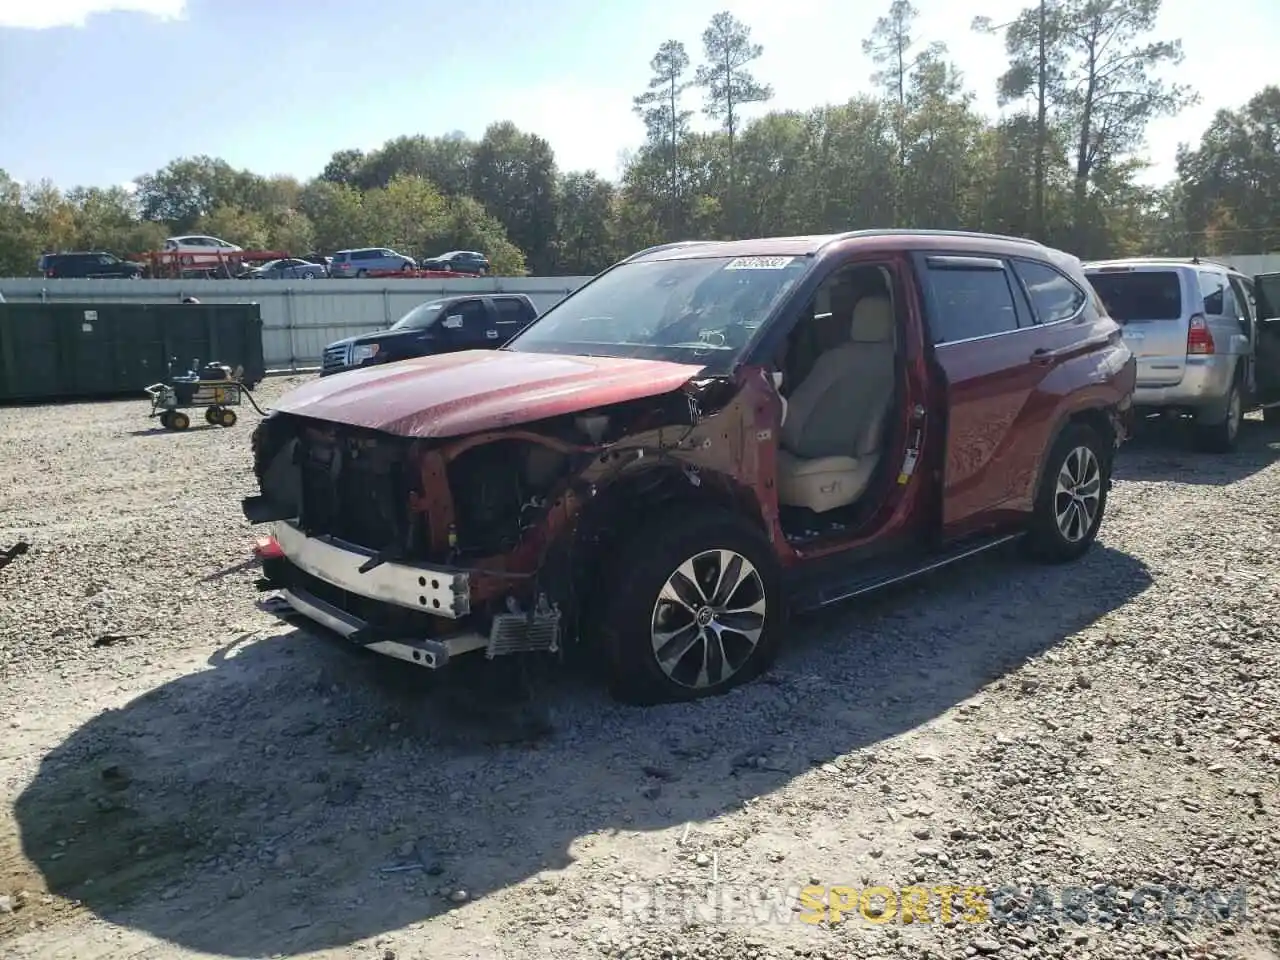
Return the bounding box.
[1030,347,1053,364]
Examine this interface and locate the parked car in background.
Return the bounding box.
[246,258,327,280]
[163,235,243,258]
[329,248,417,278]
[38,251,145,279]
[247,229,1136,706]
[418,250,490,275]
[319,294,538,376]
[1084,257,1280,447]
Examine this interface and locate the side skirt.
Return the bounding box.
[785,531,1024,615]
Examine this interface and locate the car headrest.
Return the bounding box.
[850,296,894,343]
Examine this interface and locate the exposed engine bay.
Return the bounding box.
[446,439,570,558]
[244,371,755,672]
[248,379,733,565]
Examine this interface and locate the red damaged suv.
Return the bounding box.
[245,230,1136,704]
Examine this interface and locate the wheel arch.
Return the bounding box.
[1030,404,1118,508]
[544,460,770,647]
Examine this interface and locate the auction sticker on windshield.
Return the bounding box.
[725,256,795,270]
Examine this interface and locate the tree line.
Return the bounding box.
[1,0,1277,280]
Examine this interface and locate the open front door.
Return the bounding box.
[1254,273,1280,406]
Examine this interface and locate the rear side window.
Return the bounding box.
[494,298,532,323]
[1198,271,1228,316]
[1012,260,1085,324]
[923,261,1020,344]
[1086,271,1182,322]
[353,249,376,260]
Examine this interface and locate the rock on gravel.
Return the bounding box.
[1,393,1279,960]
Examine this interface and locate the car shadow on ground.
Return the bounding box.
[126,425,233,437]
[1114,415,1280,485]
[11,543,1152,956]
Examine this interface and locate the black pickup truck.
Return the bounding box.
[320,293,539,376]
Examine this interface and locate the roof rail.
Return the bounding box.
[823,228,1045,250]
[620,240,712,263]
[1088,255,1242,273]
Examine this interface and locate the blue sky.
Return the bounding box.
[1,0,1277,190]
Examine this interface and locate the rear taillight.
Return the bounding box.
[1187,313,1214,355]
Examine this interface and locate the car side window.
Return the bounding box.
[1011,259,1085,324]
[922,257,1021,344]
[1229,276,1255,322]
[493,299,530,324]
[1198,271,1227,316]
[447,300,491,338]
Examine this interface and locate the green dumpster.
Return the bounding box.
[0,301,265,403]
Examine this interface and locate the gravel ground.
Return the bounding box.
[0,380,1278,960]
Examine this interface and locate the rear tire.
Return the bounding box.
[1195,376,1242,453]
[1024,422,1110,564]
[600,508,782,706]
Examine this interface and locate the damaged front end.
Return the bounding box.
[244,374,745,672]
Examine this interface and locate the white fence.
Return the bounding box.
[0,276,593,369]
[1220,255,1280,276]
[2,255,1276,369]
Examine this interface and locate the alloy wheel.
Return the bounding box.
[1054,445,1102,543]
[649,549,767,690]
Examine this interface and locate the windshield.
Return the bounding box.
[503,254,812,369]
[390,300,447,331]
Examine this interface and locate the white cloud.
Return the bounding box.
[0,0,186,30]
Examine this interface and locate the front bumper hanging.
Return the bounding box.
[253,521,561,669]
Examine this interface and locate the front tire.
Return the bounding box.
[600,508,782,705]
[1024,422,1109,563]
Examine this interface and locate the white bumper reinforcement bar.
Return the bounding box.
[275,587,488,670]
[273,519,471,619]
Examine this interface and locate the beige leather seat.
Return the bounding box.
[776,295,896,513]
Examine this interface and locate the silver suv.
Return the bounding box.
[329,247,416,278]
[1084,258,1279,451]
